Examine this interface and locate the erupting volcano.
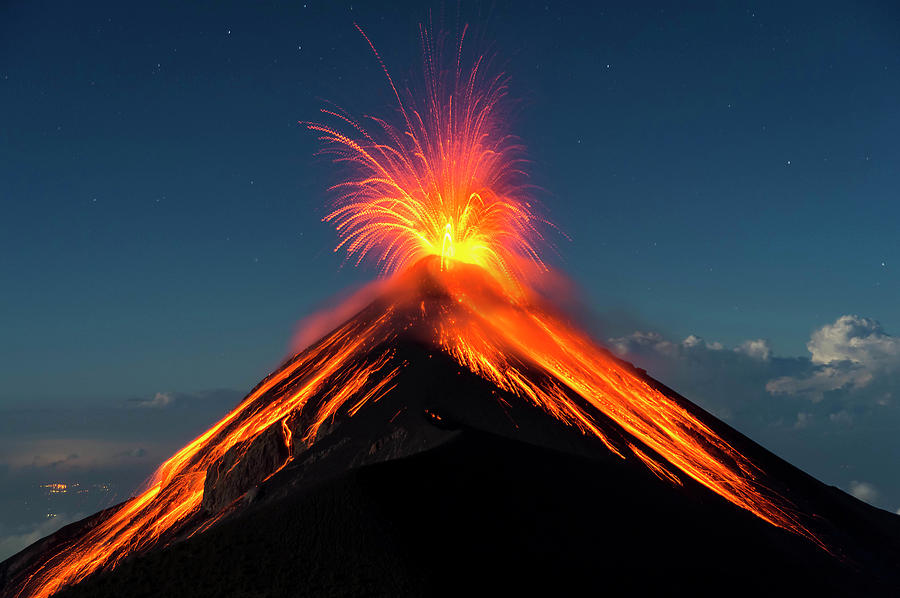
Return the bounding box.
[4,23,900,598]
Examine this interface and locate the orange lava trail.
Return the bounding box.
[14,313,401,598]
[433,279,826,549]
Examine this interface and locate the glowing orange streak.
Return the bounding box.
[440,222,454,270]
[438,323,625,459]
[16,313,402,598]
[629,443,683,487]
[434,291,826,550]
[306,31,545,294]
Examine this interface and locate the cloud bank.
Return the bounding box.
[0,388,243,561]
[766,316,900,401]
[608,314,900,513]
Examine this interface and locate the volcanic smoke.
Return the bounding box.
[10,24,827,598]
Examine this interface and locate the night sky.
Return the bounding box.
[2,1,899,558]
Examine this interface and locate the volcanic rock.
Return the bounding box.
[51,426,900,597]
[202,422,291,514]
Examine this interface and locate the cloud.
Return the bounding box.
[0,513,84,561]
[766,316,900,401]
[848,481,880,505]
[681,334,723,351]
[125,389,243,410]
[610,315,900,423]
[605,315,900,514]
[0,387,245,562]
[0,388,243,473]
[612,332,769,360]
[736,339,771,361]
[129,391,175,408]
[0,439,155,470]
[607,330,784,425]
[766,365,872,401]
[609,331,677,357]
[808,315,900,366]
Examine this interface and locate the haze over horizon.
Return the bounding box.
[2,0,899,560]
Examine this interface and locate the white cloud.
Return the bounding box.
[766,365,873,401]
[848,480,880,505]
[601,318,900,519]
[611,331,736,358]
[614,332,769,359]
[125,389,240,410]
[682,335,724,351]
[736,339,771,361]
[681,334,704,349]
[609,331,677,357]
[808,315,900,366]
[766,316,899,400]
[132,391,175,408]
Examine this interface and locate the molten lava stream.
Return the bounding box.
[432,280,826,550]
[14,313,402,598]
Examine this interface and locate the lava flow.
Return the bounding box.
[11,24,827,598]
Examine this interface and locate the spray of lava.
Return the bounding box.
[307,25,545,294]
[12,23,827,598]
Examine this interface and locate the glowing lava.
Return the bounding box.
[11,24,827,598]
[306,25,545,294]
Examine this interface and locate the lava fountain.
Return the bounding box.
[307,24,546,295]
[10,23,827,598]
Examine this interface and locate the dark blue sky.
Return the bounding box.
[3,0,898,402]
[2,0,899,554]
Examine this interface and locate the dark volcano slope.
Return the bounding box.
[39,344,899,598]
[57,427,896,598]
[5,341,900,597]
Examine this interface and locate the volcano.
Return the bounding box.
[5,23,900,598]
[3,257,900,598]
